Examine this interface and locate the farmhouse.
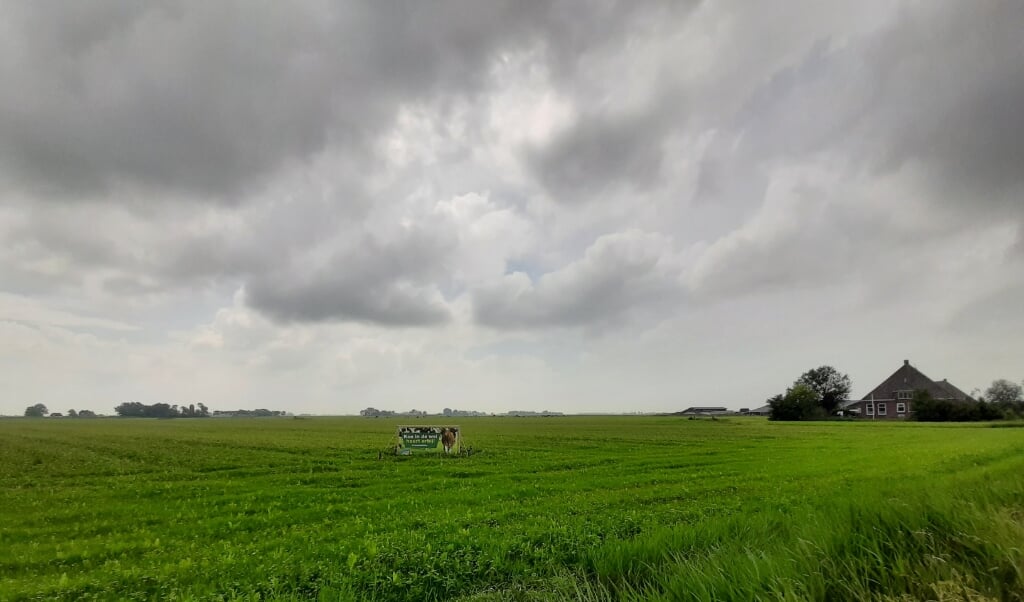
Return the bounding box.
[841,360,973,420]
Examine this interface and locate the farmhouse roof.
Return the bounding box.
[933,378,972,401]
[861,359,973,402]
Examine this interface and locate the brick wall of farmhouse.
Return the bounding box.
[848,398,912,420]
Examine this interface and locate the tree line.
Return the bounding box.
[23,402,288,418]
[113,402,210,418]
[23,404,97,418]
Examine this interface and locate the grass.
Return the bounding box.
[1,416,1023,600]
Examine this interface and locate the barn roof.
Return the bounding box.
[861,360,973,402]
[933,378,973,401]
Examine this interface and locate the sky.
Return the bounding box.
[1,1,1022,416]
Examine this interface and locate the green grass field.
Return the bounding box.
[2,417,1023,601]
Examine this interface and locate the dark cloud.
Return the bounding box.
[527,108,673,203]
[0,1,665,200]
[247,278,451,327]
[245,227,454,326]
[1,2,337,197]
[0,3,499,197]
[864,3,1024,210]
[731,2,1024,212]
[0,1,691,327]
[523,4,696,204]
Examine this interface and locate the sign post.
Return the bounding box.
[396,425,460,455]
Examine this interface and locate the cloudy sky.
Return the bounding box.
[1,1,1022,415]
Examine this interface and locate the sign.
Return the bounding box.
[397,425,460,455]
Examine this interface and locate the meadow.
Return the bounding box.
[2,416,1023,601]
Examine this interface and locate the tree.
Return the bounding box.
[114,402,183,418]
[147,403,177,418]
[985,379,1023,408]
[768,385,825,421]
[911,391,944,421]
[766,394,791,420]
[115,402,146,417]
[68,409,78,418]
[24,403,48,417]
[915,389,1005,422]
[975,399,1005,421]
[794,366,852,414]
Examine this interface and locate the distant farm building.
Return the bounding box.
[743,405,771,416]
[678,406,729,416]
[840,360,973,420]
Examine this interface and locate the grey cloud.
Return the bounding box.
[731,40,869,161]
[1,2,337,197]
[5,1,1024,417]
[247,278,450,327]
[4,0,1023,332]
[948,281,1024,337]
[101,275,165,297]
[731,2,1024,212]
[865,3,1024,209]
[687,198,855,300]
[0,1,663,200]
[2,200,259,291]
[682,2,1024,303]
[473,230,683,329]
[522,5,701,204]
[0,189,461,326]
[521,1,873,206]
[245,227,454,326]
[527,108,674,203]
[0,0,688,328]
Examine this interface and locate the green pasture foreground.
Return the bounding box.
[2,417,1023,601]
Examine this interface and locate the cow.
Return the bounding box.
[440,427,457,454]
